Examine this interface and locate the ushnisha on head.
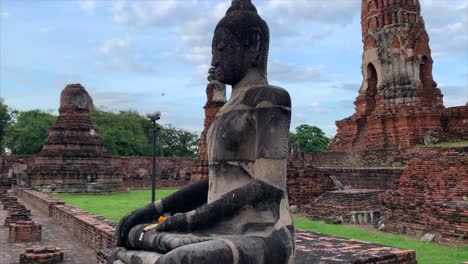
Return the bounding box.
[210,0,269,86]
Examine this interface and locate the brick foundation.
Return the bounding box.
[9,220,42,243]
[19,246,64,264]
[303,189,384,223]
[383,147,468,242]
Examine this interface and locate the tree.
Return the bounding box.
[3,110,57,155]
[0,98,13,152]
[158,124,199,157]
[2,107,198,157]
[290,124,330,153]
[91,109,199,157]
[91,110,153,156]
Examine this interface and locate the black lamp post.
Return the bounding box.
[146,111,161,203]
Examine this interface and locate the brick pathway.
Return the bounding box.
[0,195,96,264]
[294,231,416,263]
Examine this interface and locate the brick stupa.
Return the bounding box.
[191,76,226,182]
[28,84,124,193]
[330,0,467,151]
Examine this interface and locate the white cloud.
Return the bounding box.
[89,89,146,107]
[422,0,468,57]
[130,0,194,29]
[269,61,324,83]
[266,0,359,25]
[185,46,211,64]
[97,56,156,75]
[309,102,328,113]
[99,38,130,55]
[78,0,97,15]
[112,0,129,24]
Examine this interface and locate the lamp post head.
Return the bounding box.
[146,111,161,122]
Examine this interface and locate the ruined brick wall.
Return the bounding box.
[303,189,384,222]
[17,188,116,253]
[0,155,35,181]
[304,150,410,168]
[52,204,116,251]
[442,106,468,141]
[382,147,468,242]
[286,164,335,208]
[2,155,194,190]
[323,168,403,190]
[17,189,65,216]
[110,156,194,189]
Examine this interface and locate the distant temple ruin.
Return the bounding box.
[26,84,125,193]
[287,0,468,244]
[330,0,467,151]
[191,74,226,182]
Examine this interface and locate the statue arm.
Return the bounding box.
[116,179,208,247]
[156,179,283,232]
[158,178,209,214]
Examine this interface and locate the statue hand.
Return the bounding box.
[156,213,189,232]
[116,203,159,247]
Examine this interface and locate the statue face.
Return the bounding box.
[211,27,251,85]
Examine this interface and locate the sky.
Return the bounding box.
[0,0,467,136]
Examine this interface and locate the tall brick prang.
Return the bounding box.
[191,76,226,182]
[330,0,467,151]
[27,84,125,193]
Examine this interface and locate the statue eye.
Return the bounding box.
[217,42,226,51]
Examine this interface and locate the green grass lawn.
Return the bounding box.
[53,189,178,222]
[53,190,468,264]
[425,140,468,148]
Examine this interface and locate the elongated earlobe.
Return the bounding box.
[251,30,262,66]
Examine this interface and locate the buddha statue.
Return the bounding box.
[110,0,294,263]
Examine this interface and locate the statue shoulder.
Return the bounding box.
[242,85,291,108]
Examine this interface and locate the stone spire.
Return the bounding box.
[191,73,226,182]
[329,0,464,151]
[28,84,124,193]
[358,0,442,114]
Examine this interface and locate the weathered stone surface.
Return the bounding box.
[330,0,467,151]
[27,84,125,193]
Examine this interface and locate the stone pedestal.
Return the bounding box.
[4,212,32,226]
[9,220,42,243]
[19,247,64,264]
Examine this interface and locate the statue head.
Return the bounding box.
[211,0,269,85]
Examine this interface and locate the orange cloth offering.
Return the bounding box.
[143,216,166,232]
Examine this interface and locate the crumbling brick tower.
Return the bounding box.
[191,78,226,182]
[329,0,460,151]
[27,84,125,193]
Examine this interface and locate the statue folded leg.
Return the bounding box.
[117,226,293,264]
